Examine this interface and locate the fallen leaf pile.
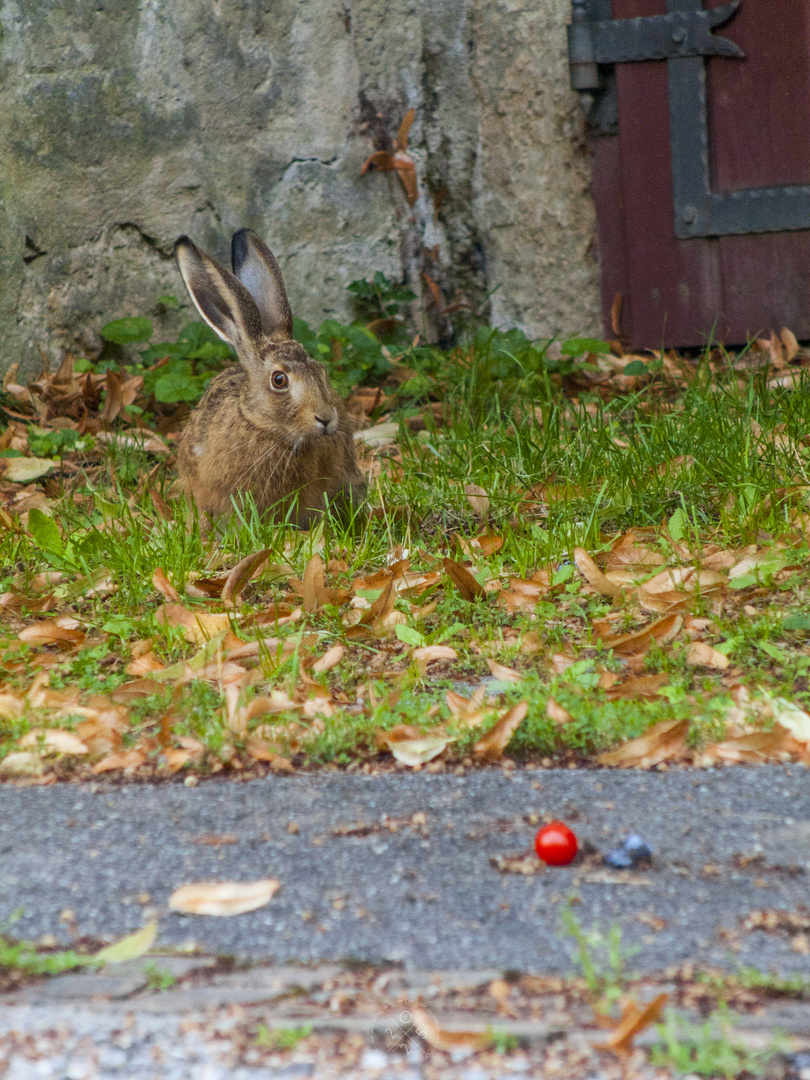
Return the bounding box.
[2,317,810,782]
[2,517,809,782]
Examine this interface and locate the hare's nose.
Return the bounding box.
[315,415,333,434]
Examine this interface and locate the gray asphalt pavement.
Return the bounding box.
[2,765,810,975]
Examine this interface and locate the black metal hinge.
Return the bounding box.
[567,0,743,91]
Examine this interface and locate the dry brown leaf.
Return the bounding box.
[0,693,24,720]
[361,576,397,632]
[574,548,622,597]
[221,549,270,607]
[487,659,523,683]
[0,591,56,614]
[597,718,689,768]
[780,326,800,362]
[95,427,167,454]
[475,533,504,556]
[489,850,544,875]
[192,660,248,685]
[498,574,550,612]
[445,687,485,717]
[410,1005,493,1054]
[603,569,641,586]
[149,489,173,521]
[728,550,777,581]
[0,751,45,777]
[3,457,57,483]
[125,651,165,677]
[242,603,300,629]
[445,687,489,728]
[598,613,682,655]
[413,645,458,663]
[465,483,489,521]
[302,696,334,719]
[489,978,518,1017]
[643,566,726,594]
[18,729,88,756]
[443,557,484,601]
[398,569,441,596]
[550,649,578,675]
[546,696,573,725]
[18,618,85,646]
[246,691,299,717]
[360,112,418,206]
[75,704,129,755]
[151,567,181,603]
[246,738,296,771]
[164,746,201,773]
[302,553,330,613]
[168,879,280,916]
[154,603,231,644]
[685,642,730,669]
[373,610,408,636]
[594,993,668,1054]
[380,727,454,766]
[604,673,669,701]
[701,549,741,572]
[653,454,696,478]
[184,574,229,599]
[767,698,810,745]
[224,635,282,662]
[699,725,791,765]
[606,537,665,571]
[396,108,415,149]
[109,679,164,702]
[92,749,147,774]
[473,701,528,762]
[312,644,345,673]
[637,587,693,614]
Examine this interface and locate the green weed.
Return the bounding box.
[698,965,810,1000]
[142,962,177,991]
[650,1005,785,1078]
[255,1023,313,1050]
[0,914,93,977]
[487,1028,521,1054]
[560,907,640,1015]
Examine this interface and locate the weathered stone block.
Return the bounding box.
[0,0,601,377]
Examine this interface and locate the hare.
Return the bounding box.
[173,230,365,528]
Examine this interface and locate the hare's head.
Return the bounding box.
[175,231,341,442]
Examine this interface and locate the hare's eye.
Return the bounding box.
[271,371,289,390]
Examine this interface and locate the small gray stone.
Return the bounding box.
[361,1047,389,1069]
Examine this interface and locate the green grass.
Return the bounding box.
[699,964,810,1000]
[650,1005,786,1078]
[2,324,810,776]
[560,907,640,1015]
[255,1023,313,1050]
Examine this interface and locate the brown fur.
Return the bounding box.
[173,232,365,528]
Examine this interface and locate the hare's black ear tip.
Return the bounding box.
[231,229,252,271]
[174,236,195,260]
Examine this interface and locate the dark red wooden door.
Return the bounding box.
[589,0,810,348]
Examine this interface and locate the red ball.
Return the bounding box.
[534,821,578,866]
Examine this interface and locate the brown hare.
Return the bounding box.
[174,230,365,528]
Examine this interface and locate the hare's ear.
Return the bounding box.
[231,229,293,341]
[174,236,264,350]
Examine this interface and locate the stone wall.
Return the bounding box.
[0,0,602,377]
